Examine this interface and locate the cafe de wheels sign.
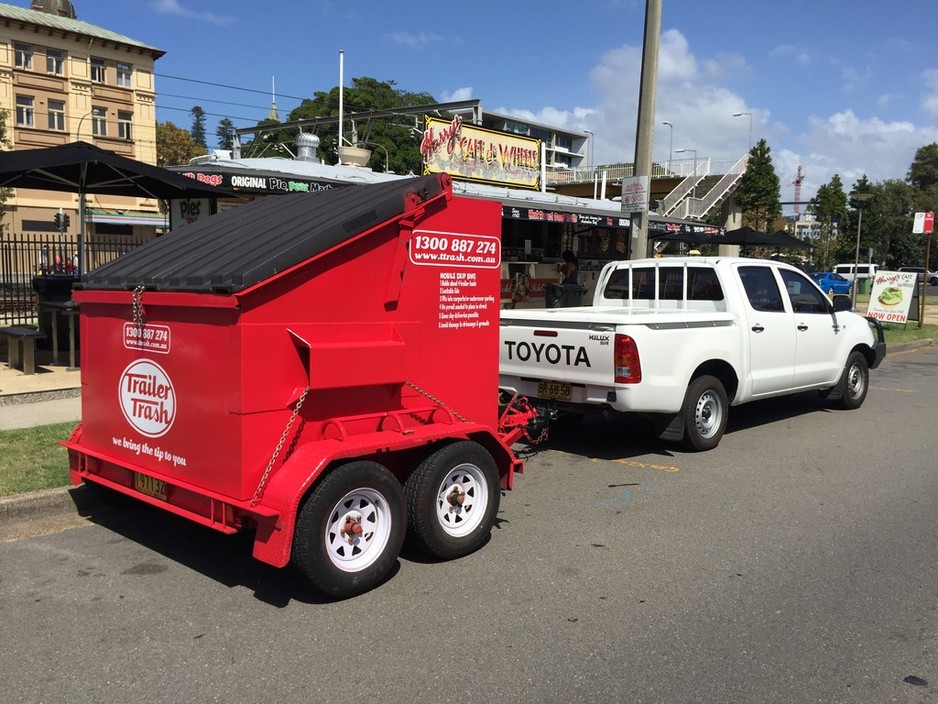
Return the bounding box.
[421,116,541,189]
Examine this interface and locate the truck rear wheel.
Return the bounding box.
[293,461,406,598]
[682,375,728,452]
[404,441,500,560]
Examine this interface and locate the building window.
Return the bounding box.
[118,111,133,140]
[91,106,107,136]
[15,43,33,70]
[46,49,64,75]
[16,95,35,127]
[91,57,106,83]
[48,100,66,131]
[116,62,132,87]
[555,136,573,151]
[505,120,529,135]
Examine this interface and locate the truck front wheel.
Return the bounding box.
[682,375,728,451]
[835,350,869,410]
[404,441,500,560]
[293,461,406,598]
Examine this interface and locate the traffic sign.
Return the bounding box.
[913,211,934,234]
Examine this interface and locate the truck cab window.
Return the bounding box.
[780,270,829,313]
[688,268,724,301]
[739,266,784,312]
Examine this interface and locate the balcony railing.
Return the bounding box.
[545,157,745,188]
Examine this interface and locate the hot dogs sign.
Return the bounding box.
[421,116,541,189]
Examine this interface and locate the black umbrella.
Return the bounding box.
[651,230,711,245]
[720,226,780,246]
[0,141,234,275]
[769,230,812,249]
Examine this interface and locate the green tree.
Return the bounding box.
[156,121,206,167]
[907,142,938,191]
[734,139,782,232]
[808,174,848,270]
[215,118,235,151]
[189,106,207,149]
[862,179,919,268]
[284,76,436,173]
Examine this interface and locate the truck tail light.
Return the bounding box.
[614,334,641,384]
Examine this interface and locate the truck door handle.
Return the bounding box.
[797,324,808,331]
[751,325,764,333]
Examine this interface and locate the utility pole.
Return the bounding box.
[627,0,662,260]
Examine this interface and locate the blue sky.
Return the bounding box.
[70,0,938,211]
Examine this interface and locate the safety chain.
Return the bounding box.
[405,380,469,424]
[132,285,145,326]
[250,386,310,506]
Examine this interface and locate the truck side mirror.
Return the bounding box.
[831,295,853,312]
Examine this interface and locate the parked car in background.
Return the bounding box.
[810,271,852,295]
[898,267,938,286]
[834,263,878,283]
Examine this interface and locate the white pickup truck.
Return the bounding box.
[499,256,886,451]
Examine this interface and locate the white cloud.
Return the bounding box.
[149,0,233,25]
[386,31,444,47]
[492,28,938,204]
[440,87,474,102]
[770,44,813,66]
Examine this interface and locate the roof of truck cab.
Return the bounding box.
[78,174,446,293]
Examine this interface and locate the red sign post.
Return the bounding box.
[915,211,934,328]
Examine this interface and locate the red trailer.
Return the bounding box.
[63,174,533,597]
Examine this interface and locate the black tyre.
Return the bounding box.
[404,441,500,560]
[293,461,406,598]
[834,350,869,410]
[681,375,728,452]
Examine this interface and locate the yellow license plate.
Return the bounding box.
[537,380,572,401]
[134,473,167,501]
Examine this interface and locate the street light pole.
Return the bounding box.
[662,121,673,173]
[75,110,94,141]
[675,147,697,199]
[733,111,753,151]
[583,129,593,171]
[849,191,874,309]
[364,142,390,172]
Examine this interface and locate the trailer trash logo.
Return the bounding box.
[119,360,176,437]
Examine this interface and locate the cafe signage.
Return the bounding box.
[421,116,541,190]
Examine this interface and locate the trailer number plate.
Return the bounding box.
[537,380,572,402]
[134,473,166,501]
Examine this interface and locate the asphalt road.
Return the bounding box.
[1,345,936,704]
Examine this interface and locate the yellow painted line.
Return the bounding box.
[592,457,680,473]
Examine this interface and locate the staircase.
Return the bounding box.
[662,155,749,221]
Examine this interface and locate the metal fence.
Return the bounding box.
[0,231,152,326]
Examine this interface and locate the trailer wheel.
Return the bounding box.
[681,375,728,452]
[293,461,405,598]
[404,441,500,560]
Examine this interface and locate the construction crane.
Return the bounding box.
[790,165,805,216]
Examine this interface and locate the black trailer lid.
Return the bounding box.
[78,174,446,293]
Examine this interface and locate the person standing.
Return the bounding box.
[561,249,579,285]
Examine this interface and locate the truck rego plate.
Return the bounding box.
[537,380,572,402]
[134,473,167,501]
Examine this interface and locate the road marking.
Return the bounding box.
[592,457,680,473]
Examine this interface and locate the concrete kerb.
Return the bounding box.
[0,337,935,530]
